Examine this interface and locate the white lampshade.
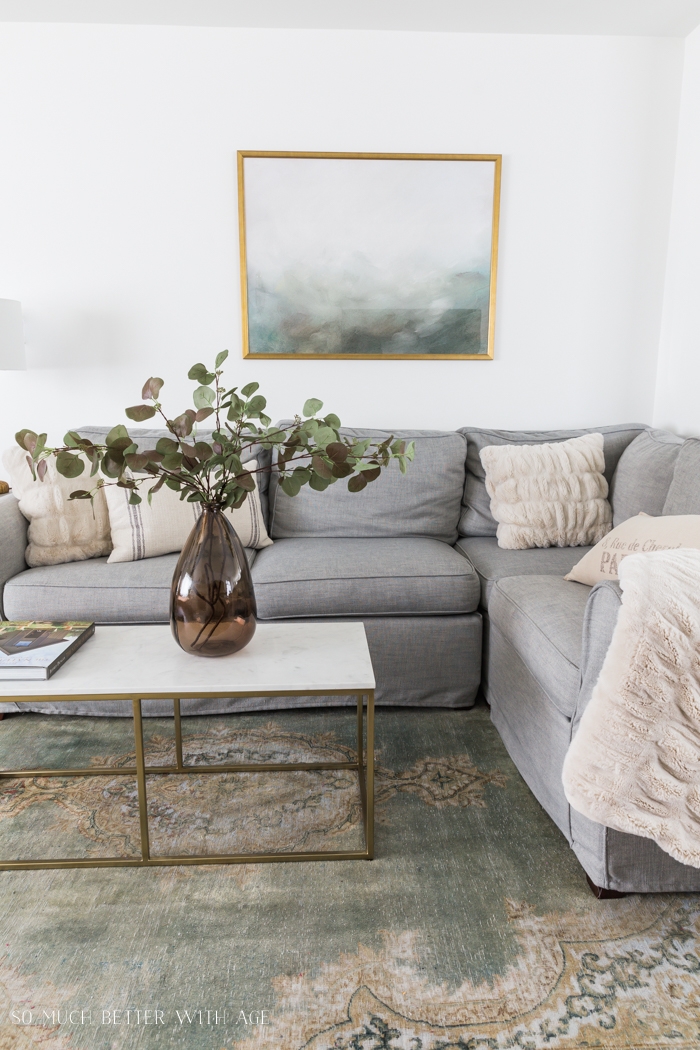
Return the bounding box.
[0,299,25,369]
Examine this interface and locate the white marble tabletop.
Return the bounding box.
[0,622,375,701]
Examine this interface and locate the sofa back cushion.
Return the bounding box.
[608,429,683,526]
[76,426,273,526]
[268,428,467,542]
[457,423,646,537]
[663,439,700,515]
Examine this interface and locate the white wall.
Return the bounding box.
[0,24,683,479]
[654,25,700,436]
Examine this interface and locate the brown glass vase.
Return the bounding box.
[170,506,257,657]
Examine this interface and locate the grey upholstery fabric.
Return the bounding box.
[456,537,592,609]
[10,613,482,715]
[76,426,273,525]
[269,428,467,544]
[487,620,575,834]
[575,579,622,732]
[255,614,482,709]
[2,548,257,623]
[487,575,591,717]
[568,579,700,890]
[457,423,647,537]
[663,437,700,514]
[569,807,700,892]
[488,609,700,891]
[609,429,683,526]
[0,494,28,619]
[594,829,700,892]
[252,537,479,619]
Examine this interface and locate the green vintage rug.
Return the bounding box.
[0,704,698,1050]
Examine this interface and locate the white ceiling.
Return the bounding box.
[1,0,700,37]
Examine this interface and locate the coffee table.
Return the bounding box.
[0,621,375,870]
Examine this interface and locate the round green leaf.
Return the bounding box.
[235,469,256,492]
[348,473,367,493]
[124,452,152,471]
[194,441,213,461]
[162,452,183,470]
[311,455,332,480]
[303,398,323,418]
[141,377,164,400]
[15,429,37,452]
[188,363,215,384]
[63,431,86,447]
[193,385,216,410]
[171,412,195,438]
[279,475,302,497]
[106,425,130,448]
[56,451,85,479]
[247,394,267,415]
[326,442,349,464]
[156,437,179,455]
[126,405,157,422]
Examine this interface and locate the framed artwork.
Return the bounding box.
[237,151,501,360]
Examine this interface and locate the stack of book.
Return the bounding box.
[0,621,95,680]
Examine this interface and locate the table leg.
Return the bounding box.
[366,691,374,859]
[132,698,151,863]
[173,699,184,771]
[357,692,364,771]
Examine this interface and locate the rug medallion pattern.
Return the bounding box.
[0,722,506,858]
[0,708,697,1050]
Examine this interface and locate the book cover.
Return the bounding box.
[0,621,95,680]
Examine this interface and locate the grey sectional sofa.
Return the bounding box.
[1,421,699,895]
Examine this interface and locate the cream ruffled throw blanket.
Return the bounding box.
[563,548,700,868]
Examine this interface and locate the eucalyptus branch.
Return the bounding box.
[16,350,415,508]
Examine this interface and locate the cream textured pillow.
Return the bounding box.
[479,432,612,550]
[104,458,272,563]
[565,513,700,585]
[2,446,112,567]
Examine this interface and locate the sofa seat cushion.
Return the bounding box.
[488,575,591,717]
[252,537,480,619]
[456,536,593,609]
[2,549,257,624]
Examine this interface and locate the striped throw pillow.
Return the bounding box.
[104,458,272,562]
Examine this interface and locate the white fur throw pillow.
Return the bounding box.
[2,446,112,567]
[479,432,612,550]
[104,458,272,563]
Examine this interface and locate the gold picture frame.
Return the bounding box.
[238,151,501,360]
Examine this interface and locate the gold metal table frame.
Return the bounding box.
[0,688,375,870]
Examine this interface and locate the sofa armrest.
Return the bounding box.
[0,494,27,619]
[573,580,622,733]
